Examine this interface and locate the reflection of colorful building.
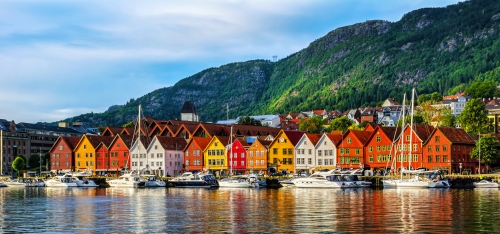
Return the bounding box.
[204,136,229,176]
[184,137,211,172]
[268,130,305,174]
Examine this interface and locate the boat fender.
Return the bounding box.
[342,182,345,186]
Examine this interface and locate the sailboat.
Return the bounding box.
[108,105,151,188]
[218,126,259,188]
[383,89,429,188]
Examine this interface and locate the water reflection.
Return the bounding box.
[0,187,499,232]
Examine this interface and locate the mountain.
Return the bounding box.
[63,0,500,127]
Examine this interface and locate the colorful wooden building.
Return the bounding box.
[268,130,305,174]
[204,136,229,176]
[49,136,80,172]
[184,137,211,172]
[247,137,271,174]
[364,126,400,171]
[338,129,373,169]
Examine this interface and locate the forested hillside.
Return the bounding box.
[63,0,500,127]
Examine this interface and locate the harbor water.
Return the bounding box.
[1,187,499,233]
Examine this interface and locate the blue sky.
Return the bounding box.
[1,0,462,124]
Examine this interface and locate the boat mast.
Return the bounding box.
[479,133,481,175]
[138,105,142,173]
[230,126,233,176]
[409,88,415,171]
[0,128,3,175]
[400,93,406,180]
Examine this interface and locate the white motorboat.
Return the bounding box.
[344,169,371,187]
[69,172,99,187]
[219,175,259,188]
[425,171,450,188]
[169,172,219,188]
[143,175,166,187]
[4,179,26,187]
[107,172,145,188]
[0,181,6,187]
[292,170,356,188]
[473,180,500,188]
[23,178,45,187]
[45,174,78,187]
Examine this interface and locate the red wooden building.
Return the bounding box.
[423,127,475,174]
[228,137,250,174]
[94,136,115,176]
[338,129,373,169]
[107,134,133,174]
[184,137,211,172]
[49,136,80,172]
[363,126,400,171]
[396,124,434,170]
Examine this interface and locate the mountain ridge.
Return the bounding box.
[62,0,500,127]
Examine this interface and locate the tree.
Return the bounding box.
[440,108,456,127]
[397,114,426,127]
[237,116,262,126]
[28,154,41,169]
[123,121,134,128]
[12,156,26,178]
[464,80,497,99]
[458,98,489,133]
[327,116,354,133]
[470,135,500,173]
[299,116,325,133]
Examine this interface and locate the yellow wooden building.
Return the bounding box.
[268,130,305,175]
[73,135,106,173]
[203,136,229,176]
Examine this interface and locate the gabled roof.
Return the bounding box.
[284,130,307,146]
[255,138,272,148]
[154,136,187,151]
[379,126,401,141]
[49,136,81,152]
[344,129,373,145]
[185,137,212,151]
[325,133,343,146]
[95,135,115,150]
[101,126,122,137]
[426,127,474,145]
[404,124,435,142]
[304,133,322,146]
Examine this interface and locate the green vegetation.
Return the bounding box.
[458,98,489,133]
[12,156,26,178]
[327,116,353,133]
[237,116,263,126]
[471,135,500,173]
[299,116,325,133]
[59,0,500,127]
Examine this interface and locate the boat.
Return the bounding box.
[69,172,99,187]
[426,170,450,188]
[107,171,146,188]
[343,169,372,187]
[292,169,357,188]
[45,174,78,187]
[473,180,500,188]
[218,174,259,188]
[4,179,26,187]
[143,175,166,187]
[0,181,6,187]
[168,172,218,188]
[23,178,45,187]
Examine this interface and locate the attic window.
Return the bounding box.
[117,143,121,148]
[59,145,63,151]
[84,144,86,149]
[347,138,352,144]
[215,142,218,147]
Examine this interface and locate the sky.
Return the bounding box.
[0,0,463,124]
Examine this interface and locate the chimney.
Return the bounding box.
[58,122,69,128]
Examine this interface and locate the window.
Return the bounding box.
[155,145,157,150]
[85,153,88,158]
[369,155,373,162]
[241,161,244,166]
[443,145,447,151]
[308,149,312,155]
[406,135,410,141]
[435,136,440,143]
[288,158,292,164]
[273,148,278,154]
[340,148,344,155]
[435,145,440,152]
[241,153,244,158]
[376,136,381,143]
[318,159,322,165]
[84,144,86,149]
[318,150,322,156]
[347,138,352,143]
[443,155,448,162]
[413,144,417,151]
[288,149,293,155]
[436,155,440,162]
[97,153,100,158]
[308,158,312,164]
[428,145,432,152]
[283,148,287,155]
[368,146,373,152]
[345,148,350,154]
[355,148,360,155]
[413,154,418,162]
[151,153,154,158]
[377,146,381,152]
[428,156,432,162]
[59,145,63,150]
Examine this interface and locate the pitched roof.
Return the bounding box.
[188,137,212,150]
[284,130,306,146]
[304,133,322,146]
[155,136,187,150]
[379,126,401,141]
[255,138,272,148]
[326,133,343,146]
[410,124,435,142]
[180,101,198,114]
[348,130,373,145]
[436,127,475,144]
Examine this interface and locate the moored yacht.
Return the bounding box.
[169,172,218,188]
[292,169,357,188]
[218,174,260,188]
[45,174,78,187]
[143,175,166,187]
[107,172,146,188]
[70,172,99,187]
[473,180,500,188]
